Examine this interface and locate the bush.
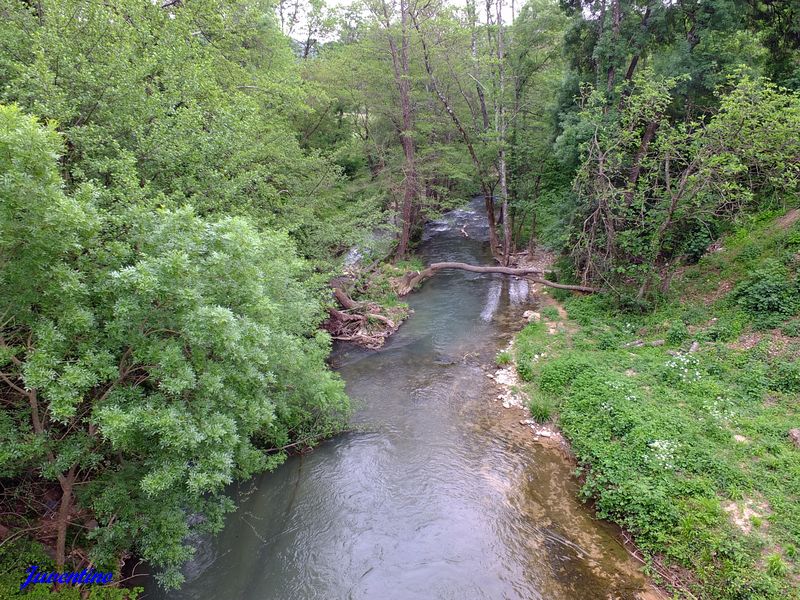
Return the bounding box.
[770,360,800,393]
[735,243,762,264]
[541,306,560,321]
[733,260,800,325]
[666,320,690,345]
[597,330,619,350]
[0,539,140,599]
[516,353,536,382]
[565,295,612,326]
[0,105,350,590]
[779,319,800,337]
[705,311,749,342]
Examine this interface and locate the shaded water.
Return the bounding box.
[147,200,652,600]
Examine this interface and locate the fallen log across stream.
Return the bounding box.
[392,262,600,295]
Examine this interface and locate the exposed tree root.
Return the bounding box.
[392,262,599,295]
[324,285,402,349]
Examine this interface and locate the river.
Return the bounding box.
[146,199,655,600]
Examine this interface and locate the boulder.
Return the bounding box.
[522,310,540,322]
[789,428,800,449]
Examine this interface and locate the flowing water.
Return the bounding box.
[146,199,654,600]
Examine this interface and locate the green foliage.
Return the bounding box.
[769,360,800,394]
[540,306,560,321]
[733,260,800,326]
[538,356,594,396]
[495,350,512,367]
[596,330,620,350]
[565,73,800,300]
[0,539,140,598]
[780,319,800,337]
[514,322,553,382]
[766,554,789,578]
[705,311,750,343]
[511,214,800,598]
[564,295,612,326]
[0,0,370,264]
[527,391,555,424]
[666,320,690,345]
[0,105,349,588]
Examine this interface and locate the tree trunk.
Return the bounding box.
[375,0,417,258]
[467,0,490,132]
[495,0,511,264]
[606,0,621,93]
[55,465,76,571]
[623,117,660,206]
[394,0,417,258]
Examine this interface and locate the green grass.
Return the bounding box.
[540,306,560,321]
[496,350,513,366]
[514,211,800,599]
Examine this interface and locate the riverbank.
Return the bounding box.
[505,211,800,599]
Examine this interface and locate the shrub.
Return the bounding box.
[597,330,619,350]
[735,244,762,264]
[706,311,749,342]
[541,306,560,321]
[779,319,800,337]
[733,260,800,325]
[565,295,611,326]
[516,353,535,382]
[666,320,690,345]
[766,553,788,578]
[770,360,800,393]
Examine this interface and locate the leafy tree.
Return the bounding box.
[568,74,800,300]
[0,0,359,263]
[0,104,348,588]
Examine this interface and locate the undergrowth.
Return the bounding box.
[0,539,141,598]
[513,210,800,599]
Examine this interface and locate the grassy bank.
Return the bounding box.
[513,210,800,599]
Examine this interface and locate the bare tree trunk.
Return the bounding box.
[606,0,621,93]
[374,0,418,258]
[466,0,490,131]
[622,5,652,83]
[55,465,76,571]
[495,0,511,264]
[528,174,541,252]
